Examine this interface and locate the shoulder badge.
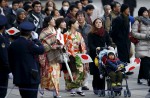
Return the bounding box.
[1,43,5,48]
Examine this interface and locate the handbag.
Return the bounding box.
[57,49,70,63]
[46,48,69,63]
[129,32,139,45]
[129,20,141,45]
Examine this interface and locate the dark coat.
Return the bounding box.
[84,12,92,25]
[59,8,68,18]
[6,9,17,28]
[8,37,44,85]
[101,0,113,6]
[88,32,111,75]
[27,12,45,35]
[0,33,10,73]
[12,19,28,29]
[106,58,124,73]
[123,0,137,8]
[111,14,131,63]
[64,13,75,26]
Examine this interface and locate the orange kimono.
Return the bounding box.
[63,31,86,89]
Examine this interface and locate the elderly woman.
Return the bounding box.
[132,7,150,85]
[63,19,86,96]
[39,16,63,98]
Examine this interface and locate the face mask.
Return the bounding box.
[63,6,69,11]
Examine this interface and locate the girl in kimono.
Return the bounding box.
[63,19,86,96]
[39,16,62,98]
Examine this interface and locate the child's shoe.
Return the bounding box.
[117,82,121,86]
[111,83,116,87]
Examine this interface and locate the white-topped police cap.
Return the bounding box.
[19,21,35,32]
[0,15,7,26]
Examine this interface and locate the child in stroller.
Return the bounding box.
[106,50,126,88]
[97,48,131,97]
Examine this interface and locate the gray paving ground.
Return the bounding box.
[5,0,150,98]
[5,67,150,98]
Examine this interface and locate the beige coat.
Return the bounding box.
[132,20,150,58]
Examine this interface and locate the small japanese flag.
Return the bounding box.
[6,27,20,35]
[56,28,64,45]
[76,54,93,63]
[125,58,141,72]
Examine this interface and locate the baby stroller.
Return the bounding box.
[95,47,131,98]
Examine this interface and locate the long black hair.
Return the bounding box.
[68,18,76,29]
[43,16,53,28]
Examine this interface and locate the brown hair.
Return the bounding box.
[45,0,56,10]
[91,18,104,33]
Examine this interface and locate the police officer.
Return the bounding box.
[8,21,44,98]
[0,15,10,98]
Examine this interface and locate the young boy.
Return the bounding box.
[106,50,125,87]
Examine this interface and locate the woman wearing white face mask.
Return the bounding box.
[59,0,70,17]
[44,1,56,15]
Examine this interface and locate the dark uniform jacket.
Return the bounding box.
[0,33,10,73]
[8,37,44,85]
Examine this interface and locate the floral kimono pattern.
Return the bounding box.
[63,31,86,89]
[39,27,61,95]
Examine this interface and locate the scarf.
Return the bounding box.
[32,11,43,28]
[95,27,105,37]
[140,16,150,25]
[108,58,119,63]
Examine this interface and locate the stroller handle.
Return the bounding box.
[96,47,108,56]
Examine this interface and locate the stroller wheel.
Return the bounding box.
[108,91,111,98]
[111,91,115,98]
[127,90,131,97]
[124,90,127,97]
[118,91,121,96]
[115,92,118,96]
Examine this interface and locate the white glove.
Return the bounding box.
[100,74,103,79]
[9,73,13,79]
[31,31,38,39]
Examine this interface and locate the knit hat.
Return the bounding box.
[16,8,25,16]
[107,50,116,56]
[121,4,129,13]
[138,7,148,16]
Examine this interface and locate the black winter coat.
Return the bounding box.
[111,14,131,63]
[101,0,113,6]
[59,8,68,18]
[8,37,44,85]
[123,0,137,8]
[88,32,111,75]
